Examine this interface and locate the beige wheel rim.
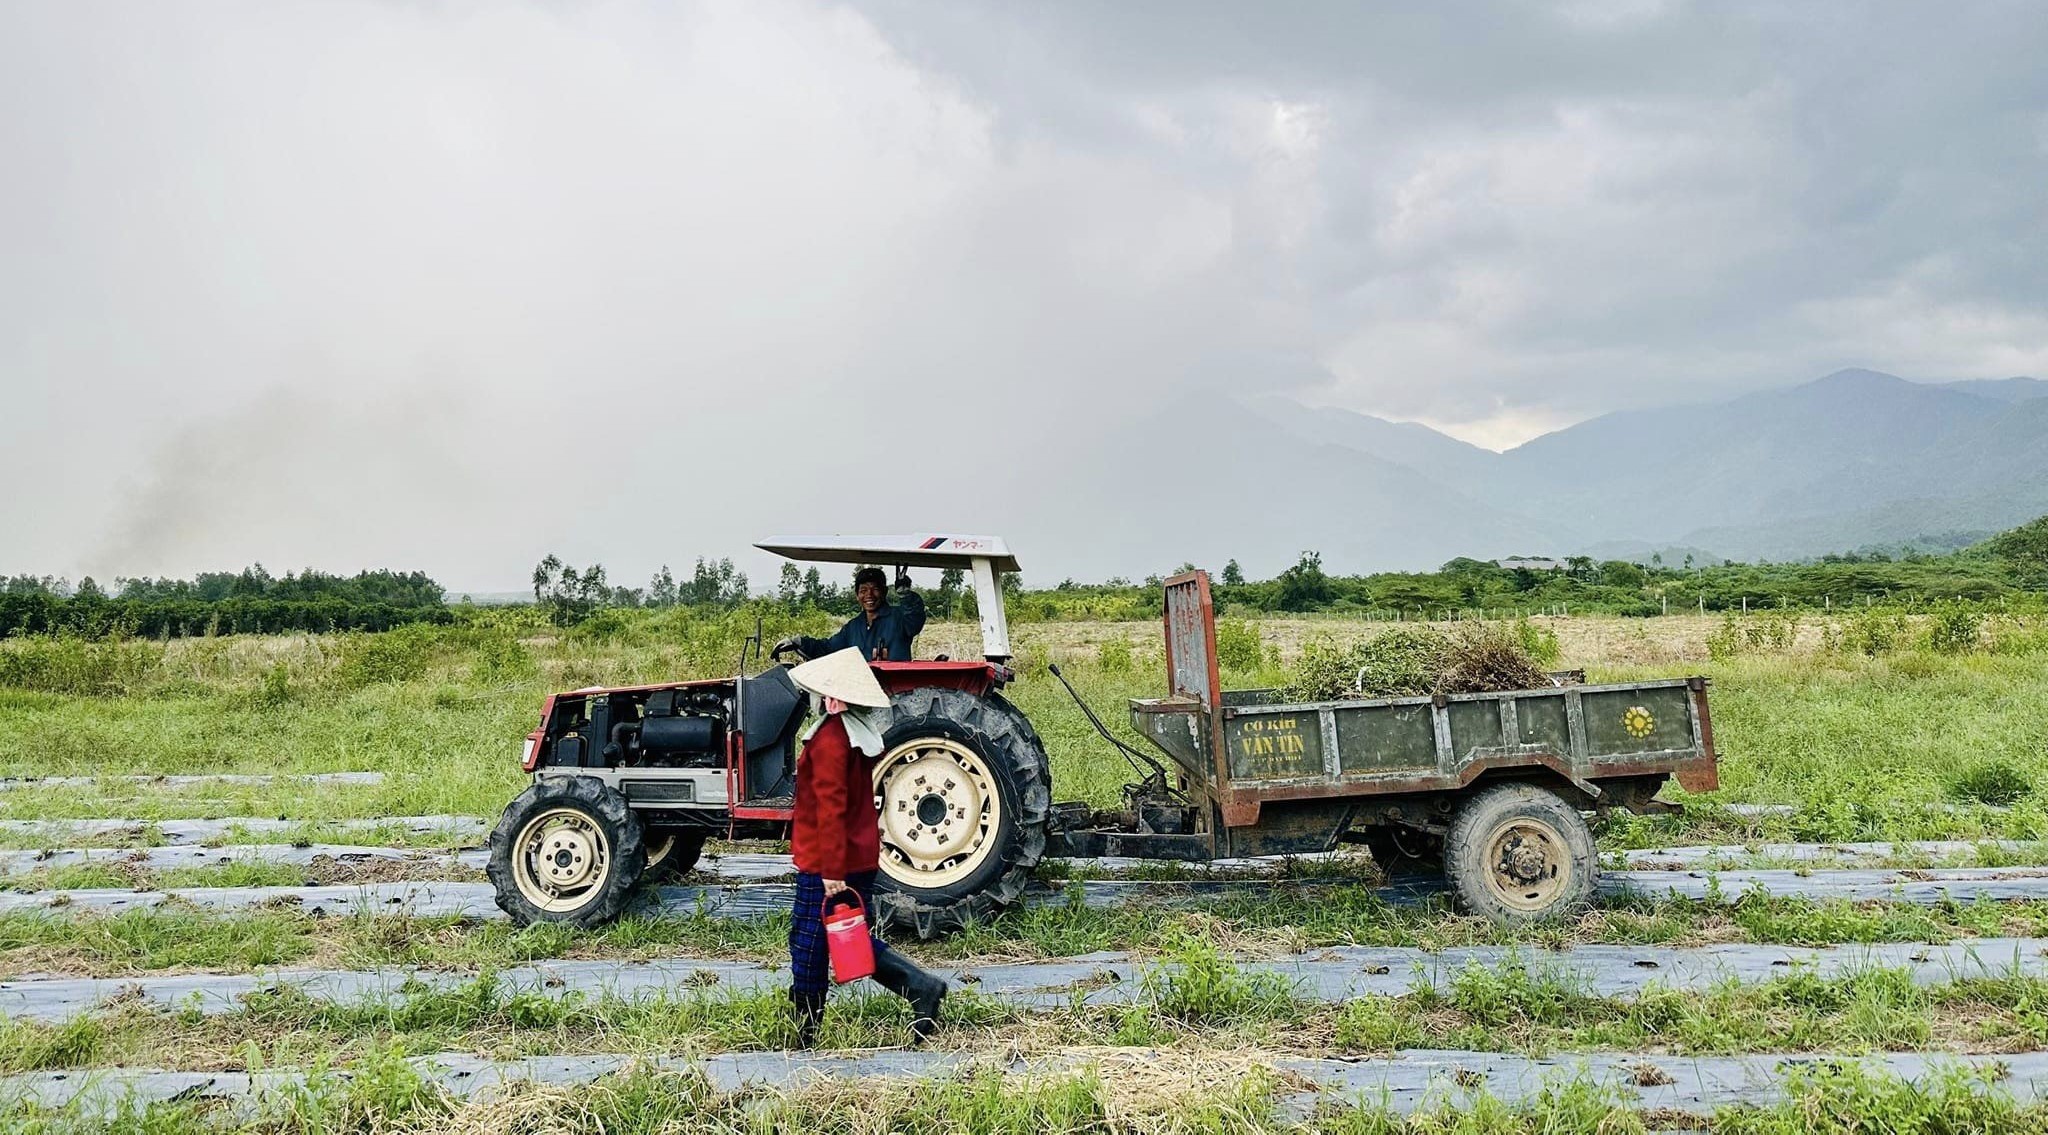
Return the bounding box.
[1482,817,1571,913]
[644,831,676,872]
[873,736,1002,889]
[510,806,612,913]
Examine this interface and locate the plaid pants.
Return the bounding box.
[789,870,890,996]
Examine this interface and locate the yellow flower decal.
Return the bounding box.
[1622,705,1656,739]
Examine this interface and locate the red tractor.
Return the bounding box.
[487,535,1052,936]
[490,535,1719,934]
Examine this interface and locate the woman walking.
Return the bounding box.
[785,648,948,1046]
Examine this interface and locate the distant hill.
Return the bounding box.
[1942,377,2048,404]
[1011,401,1567,580]
[1245,395,1506,489]
[1248,369,2048,567]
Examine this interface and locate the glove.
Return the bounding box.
[894,566,913,591]
[772,635,804,658]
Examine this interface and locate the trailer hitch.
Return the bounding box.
[1047,663,1187,804]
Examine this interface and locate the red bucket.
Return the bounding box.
[823,892,876,984]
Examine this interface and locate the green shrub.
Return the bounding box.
[1747,610,1800,651]
[1841,608,1910,657]
[1706,614,1745,661]
[568,608,632,643]
[467,631,536,682]
[1215,618,1263,672]
[1095,636,1132,674]
[250,662,296,708]
[1513,618,1561,667]
[337,625,434,687]
[0,635,164,696]
[1924,600,1985,654]
[1711,611,1807,659]
[1989,617,2048,656]
[1011,644,1050,678]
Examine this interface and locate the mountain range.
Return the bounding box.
[1230,369,2048,569]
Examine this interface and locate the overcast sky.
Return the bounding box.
[4,1,2045,589]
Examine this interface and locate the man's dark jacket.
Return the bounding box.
[796,590,926,662]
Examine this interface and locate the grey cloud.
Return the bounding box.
[2,1,2044,586]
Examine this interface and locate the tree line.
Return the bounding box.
[1030,514,2048,620]
[532,555,974,627]
[10,515,2044,640]
[0,567,450,639]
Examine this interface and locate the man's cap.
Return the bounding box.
[789,648,891,708]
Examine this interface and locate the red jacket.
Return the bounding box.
[791,714,881,879]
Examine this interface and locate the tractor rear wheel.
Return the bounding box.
[1444,782,1596,925]
[641,827,708,883]
[871,686,1051,938]
[488,777,644,927]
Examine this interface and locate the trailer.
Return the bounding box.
[1048,572,1717,921]
[488,540,1716,933]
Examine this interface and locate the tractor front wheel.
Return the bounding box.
[488,777,644,927]
[871,686,1051,938]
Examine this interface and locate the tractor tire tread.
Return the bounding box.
[873,685,1051,939]
[487,776,645,928]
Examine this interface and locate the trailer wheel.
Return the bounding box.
[1445,783,1595,924]
[871,686,1051,938]
[641,827,707,883]
[488,777,644,927]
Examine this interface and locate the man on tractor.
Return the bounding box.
[775,565,925,661]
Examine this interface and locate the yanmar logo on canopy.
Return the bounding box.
[919,536,991,552]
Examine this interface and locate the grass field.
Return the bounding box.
[4,607,2048,1131]
[3,609,2045,841]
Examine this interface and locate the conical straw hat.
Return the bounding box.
[788,648,890,708]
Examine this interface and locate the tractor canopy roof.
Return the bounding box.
[755,534,1019,573]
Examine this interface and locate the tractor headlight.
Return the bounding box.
[520,737,539,771]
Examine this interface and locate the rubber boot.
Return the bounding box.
[870,948,947,1043]
[788,987,826,1049]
